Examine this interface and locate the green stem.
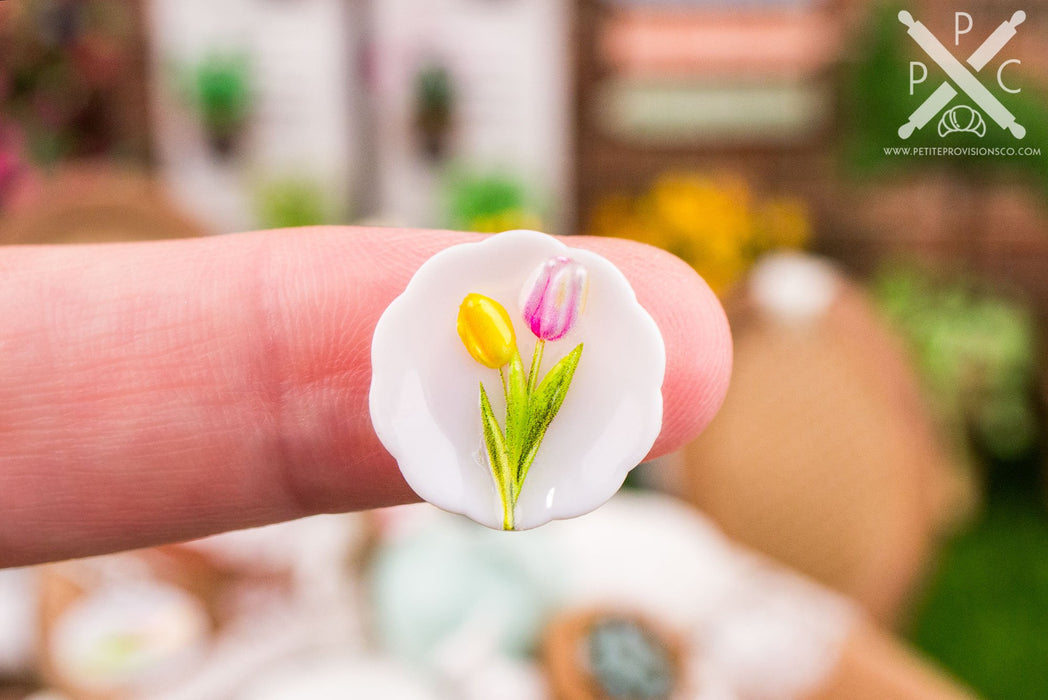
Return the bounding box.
[527,339,545,395]
[491,458,513,530]
[493,444,514,531]
[499,338,550,523]
[480,380,515,531]
[502,490,514,531]
[497,367,516,530]
[487,437,514,531]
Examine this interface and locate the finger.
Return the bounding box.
[0,227,730,566]
[577,234,732,456]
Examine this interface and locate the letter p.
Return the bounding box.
[909,62,927,95]
[955,12,973,45]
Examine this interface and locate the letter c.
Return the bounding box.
[998,59,1021,94]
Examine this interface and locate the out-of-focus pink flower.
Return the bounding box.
[520,256,588,341]
[0,126,25,210]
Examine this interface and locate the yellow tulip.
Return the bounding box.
[457,293,517,369]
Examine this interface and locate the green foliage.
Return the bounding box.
[479,380,513,529]
[444,169,542,233]
[840,2,913,177]
[872,264,1040,464]
[517,343,583,486]
[504,351,529,471]
[192,54,251,133]
[448,172,524,223]
[256,178,330,229]
[910,496,1048,699]
[478,342,583,530]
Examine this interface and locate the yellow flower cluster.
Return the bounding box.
[588,173,811,296]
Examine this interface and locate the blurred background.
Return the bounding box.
[2,0,1048,698]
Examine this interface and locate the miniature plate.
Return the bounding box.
[369,230,665,530]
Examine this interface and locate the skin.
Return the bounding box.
[0,227,732,567]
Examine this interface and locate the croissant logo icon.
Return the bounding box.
[938,105,987,137]
[899,10,1026,140]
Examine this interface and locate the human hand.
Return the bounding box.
[0,227,731,567]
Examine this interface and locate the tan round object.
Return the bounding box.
[680,254,955,625]
[0,164,207,245]
[36,563,211,700]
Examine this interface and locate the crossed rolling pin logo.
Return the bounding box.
[899,10,1026,140]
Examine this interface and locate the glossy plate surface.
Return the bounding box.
[370,230,665,530]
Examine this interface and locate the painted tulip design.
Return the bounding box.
[457,293,517,369]
[457,257,588,530]
[370,229,666,532]
[521,256,589,341]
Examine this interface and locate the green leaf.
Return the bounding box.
[480,382,509,484]
[516,343,583,486]
[480,382,514,530]
[504,350,529,469]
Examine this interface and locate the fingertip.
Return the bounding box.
[572,236,733,457]
[649,252,733,456]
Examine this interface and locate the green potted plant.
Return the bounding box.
[191,53,251,158]
[414,64,454,160]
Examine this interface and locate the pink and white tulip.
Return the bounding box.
[520,256,589,341]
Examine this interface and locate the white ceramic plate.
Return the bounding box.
[370,230,665,530]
